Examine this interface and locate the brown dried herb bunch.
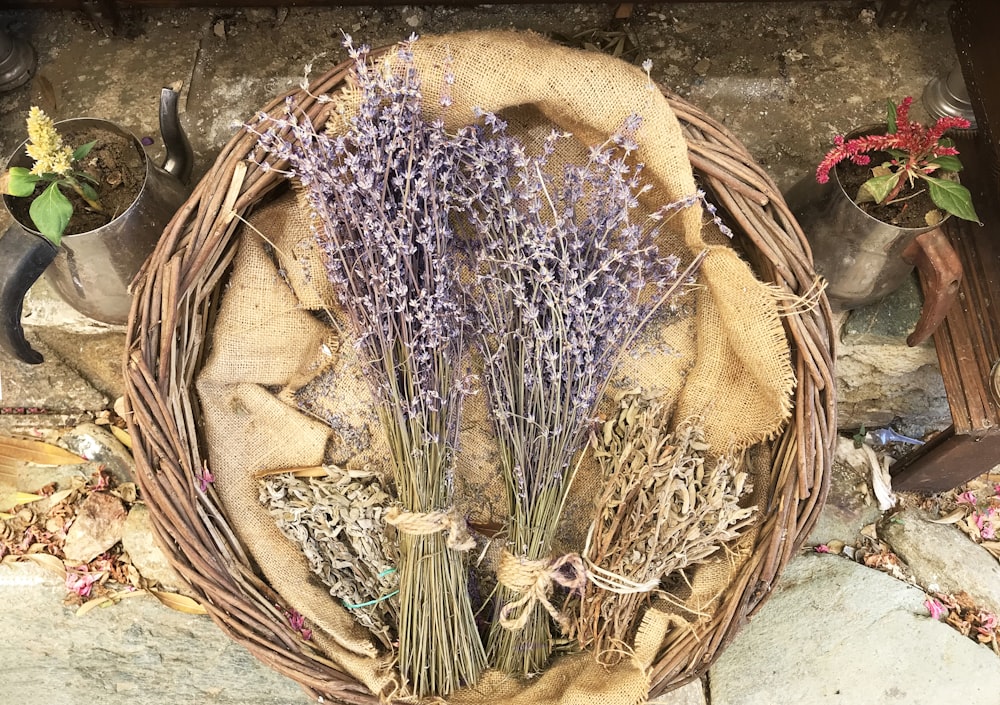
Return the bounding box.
[571,394,757,662]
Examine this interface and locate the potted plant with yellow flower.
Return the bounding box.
[0,88,193,364]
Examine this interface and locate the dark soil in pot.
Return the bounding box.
[836,153,944,230]
[7,126,145,236]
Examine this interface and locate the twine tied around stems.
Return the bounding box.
[383,506,476,551]
[581,525,662,595]
[496,550,587,631]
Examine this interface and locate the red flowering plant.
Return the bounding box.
[816,97,979,224]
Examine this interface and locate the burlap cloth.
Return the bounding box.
[195,31,793,704]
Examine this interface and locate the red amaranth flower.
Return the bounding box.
[815,96,979,222]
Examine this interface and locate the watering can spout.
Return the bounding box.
[159,86,193,185]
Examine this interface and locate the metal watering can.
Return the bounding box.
[0,87,192,364]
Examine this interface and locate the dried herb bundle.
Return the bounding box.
[572,395,757,661]
[260,468,398,648]
[253,38,486,697]
[464,120,695,675]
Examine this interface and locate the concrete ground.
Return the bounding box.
[1,2,996,704]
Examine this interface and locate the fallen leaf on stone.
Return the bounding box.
[981,541,1000,560]
[0,492,45,513]
[0,437,84,467]
[46,478,86,509]
[20,552,68,580]
[826,539,846,555]
[111,483,137,503]
[860,523,878,540]
[930,508,968,524]
[151,590,207,614]
[75,588,146,617]
[861,444,896,511]
[110,426,132,450]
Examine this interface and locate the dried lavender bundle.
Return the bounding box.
[260,467,399,648]
[572,395,756,662]
[253,38,486,697]
[463,118,697,675]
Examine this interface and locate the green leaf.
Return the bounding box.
[29,182,73,245]
[929,155,963,172]
[5,167,41,197]
[860,173,901,205]
[71,171,100,186]
[79,181,99,203]
[72,139,97,162]
[923,175,981,223]
[939,137,956,149]
[886,149,907,161]
[886,99,898,133]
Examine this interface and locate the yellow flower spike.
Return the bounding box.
[24,106,73,176]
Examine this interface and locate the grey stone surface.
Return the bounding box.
[879,508,1000,615]
[836,339,950,435]
[59,422,136,486]
[841,274,923,345]
[122,503,192,596]
[0,336,108,411]
[0,562,310,705]
[806,437,883,547]
[709,554,1000,705]
[649,679,706,705]
[33,330,127,402]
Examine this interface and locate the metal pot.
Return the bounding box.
[0,87,193,364]
[785,127,963,345]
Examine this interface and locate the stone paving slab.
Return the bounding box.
[0,562,311,705]
[0,336,108,412]
[709,553,1000,705]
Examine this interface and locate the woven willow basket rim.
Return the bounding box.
[123,48,836,704]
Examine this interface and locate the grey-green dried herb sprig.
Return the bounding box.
[260,467,399,648]
[571,395,756,662]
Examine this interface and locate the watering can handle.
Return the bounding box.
[0,225,57,364]
[902,227,963,347]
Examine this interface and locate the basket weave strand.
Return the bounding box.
[123,48,835,703]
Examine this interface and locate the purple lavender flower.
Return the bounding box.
[252,36,487,697]
[462,116,698,674]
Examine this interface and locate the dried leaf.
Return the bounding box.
[861,444,895,510]
[21,552,68,579]
[151,589,207,614]
[982,541,1000,560]
[47,478,86,509]
[826,539,846,555]
[76,589,146,617]
[0,492,46,512]
[254,465,327,479]
[110,426,133,450]
[930,508,968,524]
[0,437,84,466]
[860,523,878,540]
[111,483,137,503]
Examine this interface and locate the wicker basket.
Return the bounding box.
[123,52,835,703]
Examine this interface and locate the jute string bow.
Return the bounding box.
[496,550,588,631]
[383,506,476,551]
[497,543,662,632]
